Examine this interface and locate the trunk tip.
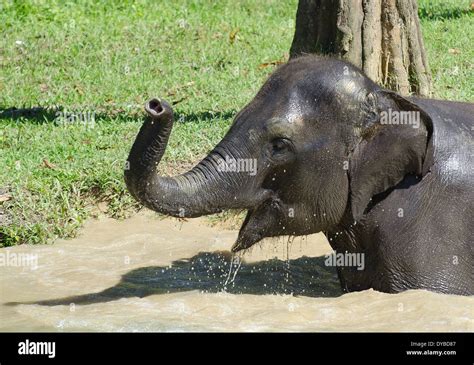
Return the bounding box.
[145,98,167,117]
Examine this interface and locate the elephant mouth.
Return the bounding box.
[231,210,263,252]
[231,211,264,253]
[231,197,283,252]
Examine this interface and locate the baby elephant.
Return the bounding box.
[125,55,473,296]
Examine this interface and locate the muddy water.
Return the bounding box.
[1,212,472,332]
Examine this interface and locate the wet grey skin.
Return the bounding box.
[125,55,473,296]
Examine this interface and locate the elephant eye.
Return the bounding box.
[271,138,290,154]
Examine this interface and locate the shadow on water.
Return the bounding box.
[6,252,342,307]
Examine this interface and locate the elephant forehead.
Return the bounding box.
[262,94,306,135]
[263,115,304,137]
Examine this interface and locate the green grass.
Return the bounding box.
[418,1,474,101]
[0,0,473,246]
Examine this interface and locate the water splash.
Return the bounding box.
[285,236,294,289]
[223,253,243,290]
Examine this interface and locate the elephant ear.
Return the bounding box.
[349,90,433,221]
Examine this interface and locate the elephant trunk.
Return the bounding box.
[125,99,271,218]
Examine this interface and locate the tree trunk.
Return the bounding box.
[290,0,432,97]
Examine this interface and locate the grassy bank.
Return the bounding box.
[1,0,473,246]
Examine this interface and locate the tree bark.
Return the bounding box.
[290,0,432,96]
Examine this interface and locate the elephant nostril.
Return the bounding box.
[146,99,164,115]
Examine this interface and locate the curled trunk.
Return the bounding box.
[125,99,270,218]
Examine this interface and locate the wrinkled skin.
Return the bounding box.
[125,56,473,295]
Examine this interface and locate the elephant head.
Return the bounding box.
[125,55,432,252]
